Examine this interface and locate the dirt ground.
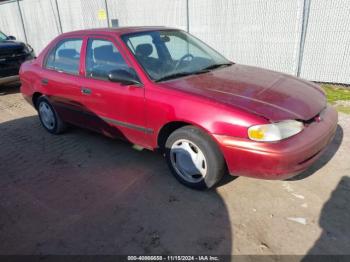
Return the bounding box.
[0,83,349,256]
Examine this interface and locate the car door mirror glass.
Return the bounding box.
[7,35,16,40]
[108,68,141,85]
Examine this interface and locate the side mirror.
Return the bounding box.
[7,35,16,40]
[108,68,141,86]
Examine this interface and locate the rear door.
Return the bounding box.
[79,36,148,146]
[42,38,92,127]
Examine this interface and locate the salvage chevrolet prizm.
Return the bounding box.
[20,27,338,189]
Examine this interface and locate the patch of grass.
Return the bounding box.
[335,105,350,114]
[321,84,350,114]
[321,84,350,103]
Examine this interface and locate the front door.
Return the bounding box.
[78,36,148,147]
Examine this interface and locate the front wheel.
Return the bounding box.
[165,126,226,189]
[37,96,66,134]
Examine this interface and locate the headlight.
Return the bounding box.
[24,44,34,54]
[248,120,304,142]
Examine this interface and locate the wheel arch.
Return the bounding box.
[156,120,221,150]
[157,121,191,150]
[32,92,43,109]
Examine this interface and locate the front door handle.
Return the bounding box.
[41,78,48,85]
[81,87,92,95]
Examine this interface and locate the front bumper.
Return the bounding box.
[0,75,19,85]
[214,105,338,180]
[0,51,34,85]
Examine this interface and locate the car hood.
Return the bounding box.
[0,40,26,48]
[160,64,326,121]
[0,40,26,54]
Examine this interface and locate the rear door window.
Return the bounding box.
[45,38,83,75]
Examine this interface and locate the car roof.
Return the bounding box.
[61,26,179,37]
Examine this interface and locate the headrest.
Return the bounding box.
[94,45,115,62]
[58,49,78,59]
[135,44,153,57]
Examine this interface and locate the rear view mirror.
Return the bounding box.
[160,35,170,42]
[7,35,16,40]
[108,68,141,86]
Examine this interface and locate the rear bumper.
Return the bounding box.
[0,75,19,85]
[214,105,338,180]
[22,93,34,107]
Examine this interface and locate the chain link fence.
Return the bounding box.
[0,0,349,84]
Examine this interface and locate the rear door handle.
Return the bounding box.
[81,87,92,95]
[41,78,48,85]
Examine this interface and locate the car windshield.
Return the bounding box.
[0,31,8,41]
[121,30,232,82]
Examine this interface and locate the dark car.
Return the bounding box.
[0,30,35,85]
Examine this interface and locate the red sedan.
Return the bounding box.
[20,27,338,189]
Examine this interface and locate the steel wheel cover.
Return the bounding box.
[39,102,55,130]
[170,139,207,183]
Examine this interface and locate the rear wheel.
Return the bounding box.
[37,97,66,134]
[165,126,226,189]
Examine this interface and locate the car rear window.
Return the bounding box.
[45,38,83,75]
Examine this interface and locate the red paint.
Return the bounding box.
[20,27,338,179]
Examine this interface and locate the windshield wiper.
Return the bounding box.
[201,62,234,71]
[155,72,195,82]
[155,63,234,82]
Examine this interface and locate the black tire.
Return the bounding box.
[164,125,226,189]
[37,96,66,134]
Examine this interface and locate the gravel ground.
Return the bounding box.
[0,83,349,255]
